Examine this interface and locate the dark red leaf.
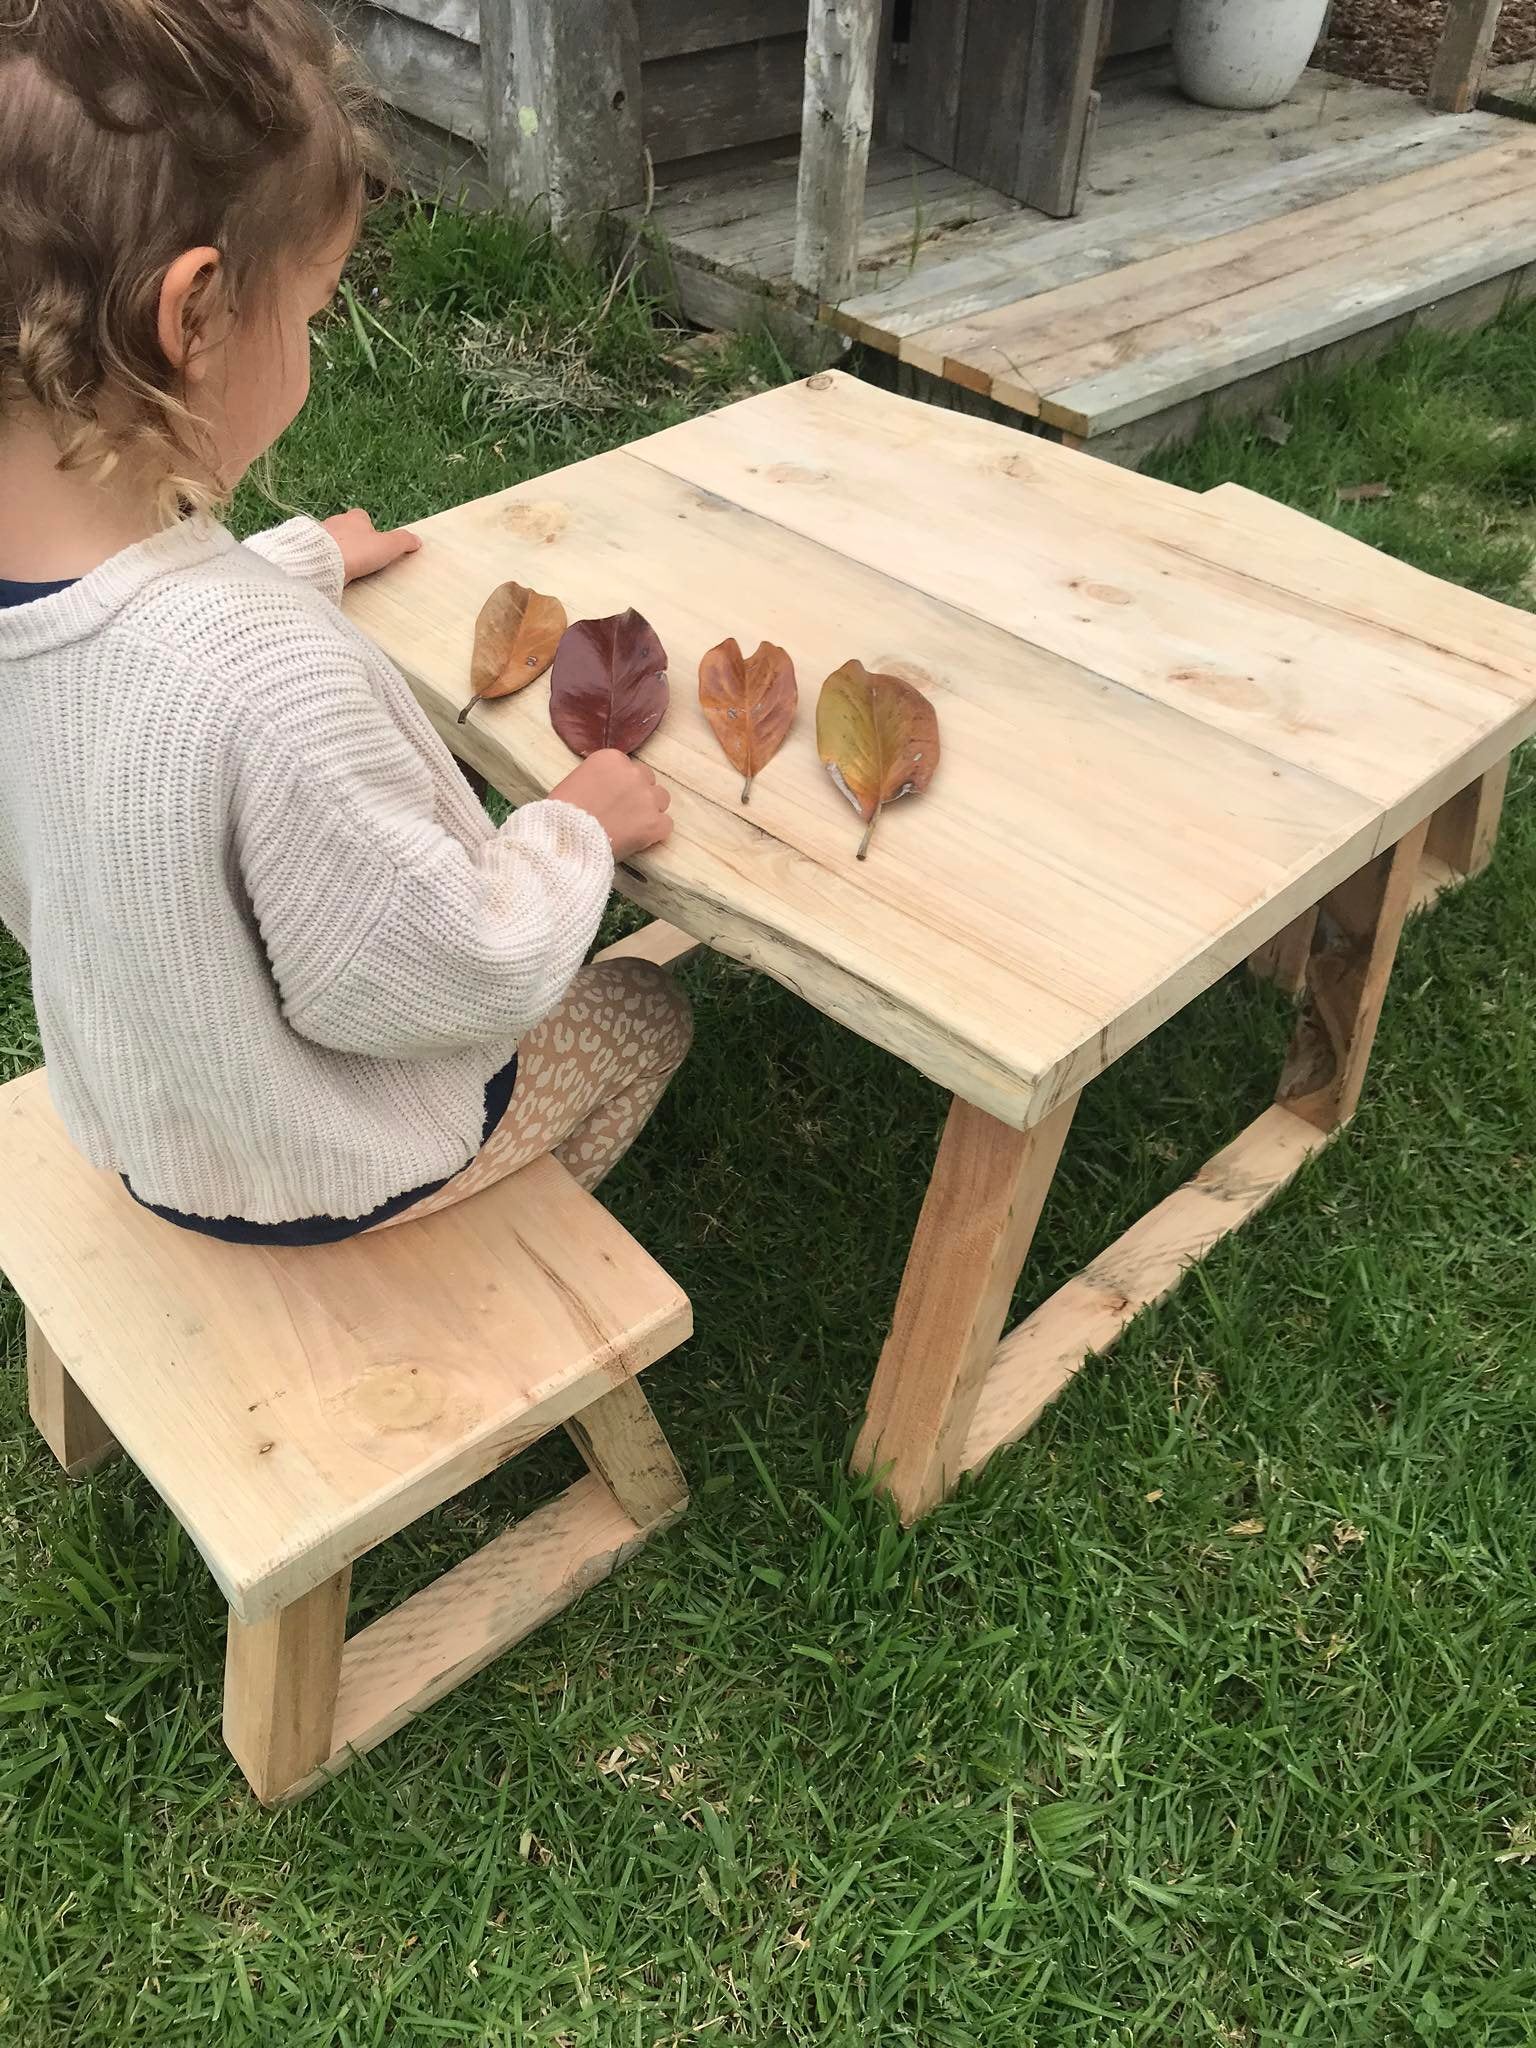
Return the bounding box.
[549,610,670,757]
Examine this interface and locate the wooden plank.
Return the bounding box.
[321,2,484,142]
[1248,905,1318,999]
[317,1475,652,1792]
[566,1377,688,1528]
[1429,0,1505,113]
[645,36,806,165]
[1033,179,1536,434]
[902,0,970,164]
[962,134,1536,413]
[26,1312,118,1478]
[1427,759,1510,880]
[954,0,1038,198]
[629,375,1536,821]
[1279,822,1430,1131]
[852,1095,1076,1523]
[0,1073,691,1623]
[637,0,806,62]
[386,106,494,208]
[959,1105,1330,1474]
[840,114,1504,350]
[498,0,645,228]
[595,920,704,970]
[794,1,884,302]
[224,1569,350,1805]
[374,0,479,42]
[1020,0,1106,217]
[346,424,1404,1130]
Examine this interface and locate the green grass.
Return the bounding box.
[5,209,1536,2045]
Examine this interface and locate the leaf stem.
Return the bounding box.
[857,807,880,861]
[456,697,476,726]
[741,773,753,805]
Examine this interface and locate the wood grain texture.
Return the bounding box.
[1248,906,1319,1000]
[26,1313,118,1478]
[1279,822,1431,1131]
[314,1475,654,1796]
[902,0,970,164]
[341,372,1536,1131]
[0,1073,691,1622]
[1428,0,1505,113]
[595,920,705,971]
[565,1377,688,1528]
[1020,0,1106,216]
[224,1568,351,1805]
[954,0,1038,198]
[793,0,884,302]
[853,1096,1076,1523]
[960,1105,1330,1473]
[1426,759,1511,881]
[502,0,645,226]
[322,2,484,140]
[645,36,807,163]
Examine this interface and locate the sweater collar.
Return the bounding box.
[0,517,237,659]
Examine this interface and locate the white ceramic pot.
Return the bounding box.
[1173,0,1332,111]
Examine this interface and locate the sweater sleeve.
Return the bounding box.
[242,517,346,604]
[235,645,615,1059]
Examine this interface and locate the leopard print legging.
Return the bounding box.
[371,957,693,1228]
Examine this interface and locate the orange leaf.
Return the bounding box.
[698,637,798,804]
[815,660,940,860]
[458,581,567,724]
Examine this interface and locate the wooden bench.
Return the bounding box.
[0,1070,691,1803]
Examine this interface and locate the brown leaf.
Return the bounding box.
[698,638,798,804]
[548,610,669,757]
[1334,482,1393,503]
[1257,412,1293,447]
[816,660,940,861]
[458,581,566,723]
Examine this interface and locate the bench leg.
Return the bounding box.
[1426,760,1509,884]
[225,1567,351,1805]
[1248,906,1318,999]
[26,1314,119,1478]
[850,1094,1077,1524]
[1278,820,1429,1132]
[566,1376,688,1529]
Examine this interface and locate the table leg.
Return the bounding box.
[851,1095,1077,1523]
[858,820,1430,1523]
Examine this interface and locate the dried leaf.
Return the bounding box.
[458,581,566,723]
[1227,1518,1266,1538]
[1257,411,1293,447]
[698,637,798,804]
[816,660,940,861]
[549,610,669,757]
[1335,482,1393,503]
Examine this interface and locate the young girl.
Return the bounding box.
[0,0,690,1244]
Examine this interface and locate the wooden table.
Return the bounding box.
[344,371,1536,1522]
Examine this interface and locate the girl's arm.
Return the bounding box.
[235,646,615,1060]
[242,510,417,599]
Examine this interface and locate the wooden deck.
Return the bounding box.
[640,62,1536,458]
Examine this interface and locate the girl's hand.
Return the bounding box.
[322,509,421,584]
[552,750,673,859]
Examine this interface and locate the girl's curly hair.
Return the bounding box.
[0,0,385,515]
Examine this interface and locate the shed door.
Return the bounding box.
[903,0,1105,217]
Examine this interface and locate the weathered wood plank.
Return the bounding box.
[794,1,884,303]
[645,35,806,164]
[325,2,485,142]
[638,0,807,62]
[497,0,646,228]
[902,0,970,164]
[954,0,1038,197]
[1021,0,1106,217]
[1033,177,1536,434]
[1428,0,1505,114]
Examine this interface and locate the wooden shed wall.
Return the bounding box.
[324,0,808,187]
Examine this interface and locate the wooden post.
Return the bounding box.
[481,0,645,235]
[565,1377,688,1530]
[26,1314,118,1478]
[1249,904,1320,999]
[793,0,884,306]
[225,1569,351,1805]
[1278,820,1430,1132]
[1021,0,1106,218]
[852,1094,1076,1523]
[1427,0,1504,113]
[1426,760,1510,881]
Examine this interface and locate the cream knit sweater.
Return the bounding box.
[0,515,615,1224]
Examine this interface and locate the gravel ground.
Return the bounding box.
[1319,0,1536,96]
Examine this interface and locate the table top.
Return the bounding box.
[344,371,1536,1130]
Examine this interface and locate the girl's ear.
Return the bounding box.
[157,247,223,380]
